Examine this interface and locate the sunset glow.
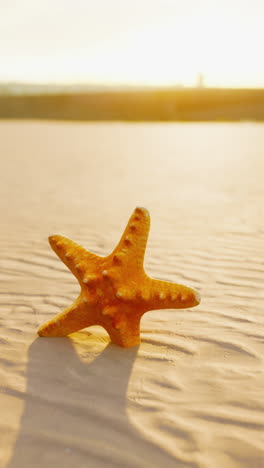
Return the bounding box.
[1,0,263,87]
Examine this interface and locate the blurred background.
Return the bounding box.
[1,0,264,121]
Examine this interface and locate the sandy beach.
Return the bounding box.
[0,120,263,467]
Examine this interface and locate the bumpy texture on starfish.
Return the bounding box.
[38,207,201,347]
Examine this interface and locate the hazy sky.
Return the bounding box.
[1,0,263,87]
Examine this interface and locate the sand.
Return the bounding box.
[0,121,263,468]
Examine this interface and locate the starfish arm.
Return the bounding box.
[110,207,150,272]
[38,296,97,337]
[143,277,201,311]
[49,234,101,283]
[101,305,142,348]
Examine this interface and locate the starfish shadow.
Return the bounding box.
[7,332,178,468]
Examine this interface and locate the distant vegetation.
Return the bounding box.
[1,88,264,121]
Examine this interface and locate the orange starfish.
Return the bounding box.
[38,207,201,347]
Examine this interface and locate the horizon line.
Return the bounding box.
[0,81,264,91]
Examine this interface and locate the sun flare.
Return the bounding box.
[1,0,263,87]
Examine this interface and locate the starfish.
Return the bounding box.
[38,207,201,347]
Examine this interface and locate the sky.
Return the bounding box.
[1,0,264,87]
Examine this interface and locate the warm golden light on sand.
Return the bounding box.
[1,121,264,466]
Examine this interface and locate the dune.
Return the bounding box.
[0,120,263,467]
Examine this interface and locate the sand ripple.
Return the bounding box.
[0,121,263,467]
